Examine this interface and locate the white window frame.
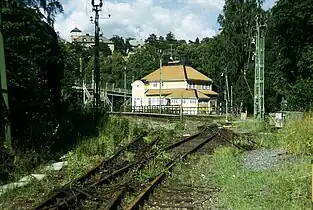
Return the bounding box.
[151,82,157,88]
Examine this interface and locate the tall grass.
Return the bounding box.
[279,114,313,155]
[66,116,144,181]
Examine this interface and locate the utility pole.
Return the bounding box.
[253,2,265,120]
[91,0,103,118]
[225,73,230,103]
[225,90,228,122]
[170,44,173,60]
[230,85,233,116]
[124,68,126,112]
[159,52,162,114]
[0,8,12,151]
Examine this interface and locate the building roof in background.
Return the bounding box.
[141,65,212,82]
[73,34,113,44]
[70,27,82,33]
[129,39,145,47]
[145,88,217,99]
[198,89,218,96]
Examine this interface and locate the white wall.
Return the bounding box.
[148,81,187,89]
[108,44,115,52]
[131,80,145,107]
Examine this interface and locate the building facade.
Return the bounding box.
[131,60,218,115]
[70,27,115,52]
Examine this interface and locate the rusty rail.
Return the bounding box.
[125,133,218,210]
[33,132,147,210]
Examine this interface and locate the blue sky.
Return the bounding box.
[55,0,277,41]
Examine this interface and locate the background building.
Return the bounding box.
[70,27,115,52]
[131,59,218,115]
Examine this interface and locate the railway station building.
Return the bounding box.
[131,60,218,115]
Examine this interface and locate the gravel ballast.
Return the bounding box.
[243,149,289,171]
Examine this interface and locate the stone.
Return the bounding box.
[45,161,68,171]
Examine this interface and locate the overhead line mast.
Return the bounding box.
[253,1,265,120]
[91,0,102,117]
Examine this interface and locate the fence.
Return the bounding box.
[75,81,131,95]
[122,105,224,116]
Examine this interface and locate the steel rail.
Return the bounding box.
[125,132,218,210]
[33,132,146,210]
[97,131,206,209]
[37,136,161,209]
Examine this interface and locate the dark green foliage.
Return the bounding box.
[2,7,63,151]
[266,0,313,110]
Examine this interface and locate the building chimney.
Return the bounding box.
[86,33,89,36]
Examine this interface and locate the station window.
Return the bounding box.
[151,82,157,87]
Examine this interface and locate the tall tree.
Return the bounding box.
[2,7,63,150]
[266,0,313,110]
[216,0,261,111]
[110,35,125,55]
[4,0,63,25]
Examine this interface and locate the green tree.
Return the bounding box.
[266,0,313,110]
[110,35,125,55]
[2,7,63,151]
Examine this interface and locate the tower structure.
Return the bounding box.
[253,3,265,120]
[70,27,82,42]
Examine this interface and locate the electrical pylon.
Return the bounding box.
[253,4,265,120]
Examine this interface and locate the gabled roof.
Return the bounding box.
[73,34,113,44]
[141,65,212,82]
[70,27,82,33]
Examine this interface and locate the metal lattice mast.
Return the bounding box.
[259,22,265,119]
[159,53,162,114]
[91,0,102,116]
[254,2,265,120]
[0,8,12,151]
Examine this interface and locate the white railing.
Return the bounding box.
[82,82,131,94]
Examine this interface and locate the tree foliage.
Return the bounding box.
[2,6,63,151]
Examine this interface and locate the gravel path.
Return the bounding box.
[243,149,289,171]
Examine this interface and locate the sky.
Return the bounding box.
[55,0,277,41]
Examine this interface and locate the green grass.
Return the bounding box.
[209,147,311,210]
[171,148,311,210]
[0,116,145,209]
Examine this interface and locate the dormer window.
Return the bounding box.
[83,38,87,42]
[91,39,94,42]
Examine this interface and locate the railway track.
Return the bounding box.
[124,125,248,210]
[33,132,151,209]
[34,125,238,210]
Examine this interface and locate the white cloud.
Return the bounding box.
[55,0,219,41]
[55,0,278,41]
[186,0,224,10]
